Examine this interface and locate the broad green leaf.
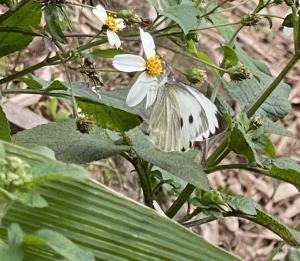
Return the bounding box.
[285,248,300,261]
[44,6,65,43]
[0,0,41,57]
[161,4,200,34]
[91,48,125,58]
[270,158,300,190]
[0,224,24,261]
[148,0,181,10]
[1,139,88,180]
[262,117,293,137]
[222,45,239,67]
[225,195,256,216]
[228,74,291,121]
[0,105,11,142]
[0,243,23,261]
[127,128,210,191]
[229,124,261,164]
[1,180,240,260]
[78,101,141,132]
[13,119,129,164]
[35,229,95,261]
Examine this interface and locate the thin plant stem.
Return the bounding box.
[265,241,285,261]
[133,158,154,208]
[199,0,232,18]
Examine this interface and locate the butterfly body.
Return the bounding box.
[148,81,221,152]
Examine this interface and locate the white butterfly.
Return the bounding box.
[148,80,220,152]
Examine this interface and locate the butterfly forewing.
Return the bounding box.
[148,82,220,152]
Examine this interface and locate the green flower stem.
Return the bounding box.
[156,21,242,38]
[247,54,300,117]
[198,0,232,18]
[159,45,230,74]
[0,39,106,85]
[132,158,154,209]
[205,164,269,175]
[0,26,43,36]
[165,184,195,218]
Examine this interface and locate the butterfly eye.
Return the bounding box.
[188,115,194,124]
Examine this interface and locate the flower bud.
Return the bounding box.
[76,117,93,134]
[241,14,261,26]
[185,68,207,84]
[117,9,142,24]
[228,63,252,81]
[0,156,32,190]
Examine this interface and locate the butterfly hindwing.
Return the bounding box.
[148,82,220,152]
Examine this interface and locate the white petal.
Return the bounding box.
[107,30,121,49]
[92,5,107,24]
[139,27,156,58]
[126,71,157,107]
[116,18,126,30]
[113,54,146,72]
[145,82,158,109]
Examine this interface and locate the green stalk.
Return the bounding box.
[0,39,106,85]
[247,54,300,117]
[133,158,154,209]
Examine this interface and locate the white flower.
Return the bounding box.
[112,28,164,108]
[92,5,126,49]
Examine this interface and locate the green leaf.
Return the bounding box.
[44,6,65,43]
[0,0,41,57]
[228,73,291,121]
[0,243,24,261]
[148,0,181,10]
[78,101,141,132]
[229,123,261,164]
[222,45,239,67]
[13,119,129,164]
[161,4,200,34]
[35,229,95,261]
[270,158,300,190]
[225,195,256,216]
[18,76,68,91]
[262,135,276,158]
[1,139,88,180]
[285,248,300,261]
[91,48,125,58]
[0,105,11,142]
[283,13,293,28]
[0,224,24,261]
[1,179,240,260]
[16,191,48,208]
[262,117,293,137]
[127,128,210,190]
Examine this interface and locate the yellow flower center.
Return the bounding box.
[146,56,163,77]
[105,15,119,32]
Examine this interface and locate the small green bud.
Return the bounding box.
[241,14,261,26]
[228,63,252,81]
[185,68,207,84]
[0,156,32,191]
[250,116,263,130]
[117,9,142,24]
[186,31,200,42]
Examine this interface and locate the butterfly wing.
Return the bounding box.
[148,85,184,151]
[148,82,220,152]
